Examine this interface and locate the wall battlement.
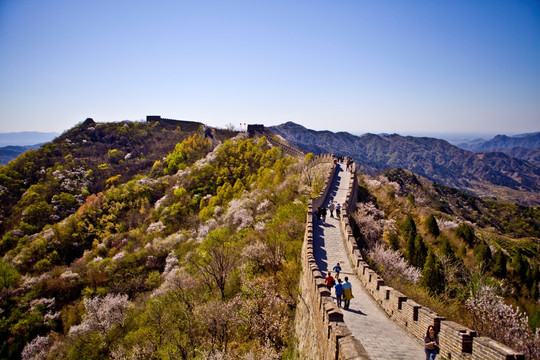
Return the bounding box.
[296,155,524,360]
[337,168,524,360]
[295,155,368,359]
[146,115,204,132]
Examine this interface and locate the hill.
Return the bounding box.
[350,167,539,357]
[0,118,538,359]
[269,122,540,205]
[457,132,540,152]
[0,119,323,359]
[0,145,41,165]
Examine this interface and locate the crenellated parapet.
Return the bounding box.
[338,164,525,360]
[295,154,368,360]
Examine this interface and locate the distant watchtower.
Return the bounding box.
[247,124,264,138]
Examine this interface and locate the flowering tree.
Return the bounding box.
[367,244,421,284]
[21,335,52,360]
[69,293,130,338]
[352,202,384,249]
[466,285,540,359]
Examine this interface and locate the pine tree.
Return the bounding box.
[420,250,445,295]
[406,233,416,266]
[456,223,475,246]
[414,234,428,269]
[511,252,528,282]
[440,237,455,260]
[401,215,417,239]
[424,214,440,237]
[474,240,492,268]
[492,250,507,278]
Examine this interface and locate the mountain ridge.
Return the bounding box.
[269,122,540,205]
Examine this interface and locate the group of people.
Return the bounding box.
[324,264,440,359]
[324,263,353,309]
[315,199,341,223]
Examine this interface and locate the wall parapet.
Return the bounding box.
[338,165,525,360]
[296,155,368,360]
[263,130,306,158]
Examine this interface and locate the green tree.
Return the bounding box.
[420,250,445,295]
[401,215,417,239]
[440,237,455,260]
[474,241,492,268]
[492,250,507,278]
[0,260,20,290]
[424,214,440,237]
[511,252,528,282]
[414,234,428,269]
[189,229,239,300]
[22,200,53,231]
[455,223,475,246]
[405,233,416,266]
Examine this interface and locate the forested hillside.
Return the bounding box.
[2,119,539,359]
[0,119,330,359]
[350,168,540,357]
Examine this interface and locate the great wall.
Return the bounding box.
[146,117,525,359]
[296,154,524,360]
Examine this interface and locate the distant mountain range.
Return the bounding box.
[0,131,59,146]
[269,122,540,205]
[0,132,59,165]
[455,132,540,167]
[0,145,41,165]
[457,132,540,152]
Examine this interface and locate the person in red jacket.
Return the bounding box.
[324,272,335,290]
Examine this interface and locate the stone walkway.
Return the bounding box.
[313,162,426,360]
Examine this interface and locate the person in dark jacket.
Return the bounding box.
[424,325,440,360]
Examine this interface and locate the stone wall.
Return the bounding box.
[338,166,525,360]
[264,130,306,159]
[146,115,204,132]
[295,155,369,360]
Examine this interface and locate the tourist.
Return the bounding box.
[329,199,335,218]
[320,206,327,222]
[332,262,342,279]
[335,203,341,219]
[324,272,335,291]
[342,276,353,309]
[424,325,440,360]
[334,278,343,308]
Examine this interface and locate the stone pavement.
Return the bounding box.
[313,162,426,360]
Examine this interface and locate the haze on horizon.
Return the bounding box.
[0,0,539,135]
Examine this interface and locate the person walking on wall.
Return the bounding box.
[332,262,342,279]
[335,203,341,219]
[324,272,336,291]
[320,206,327,223]
[329,199,335,218]
[334,278,343,308]
[424,325,440,360]
[342,276,353,309]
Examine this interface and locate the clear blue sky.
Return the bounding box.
[0,0,539,135]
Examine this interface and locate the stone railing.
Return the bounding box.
[338,165,525,360]
[295,155,368,360]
